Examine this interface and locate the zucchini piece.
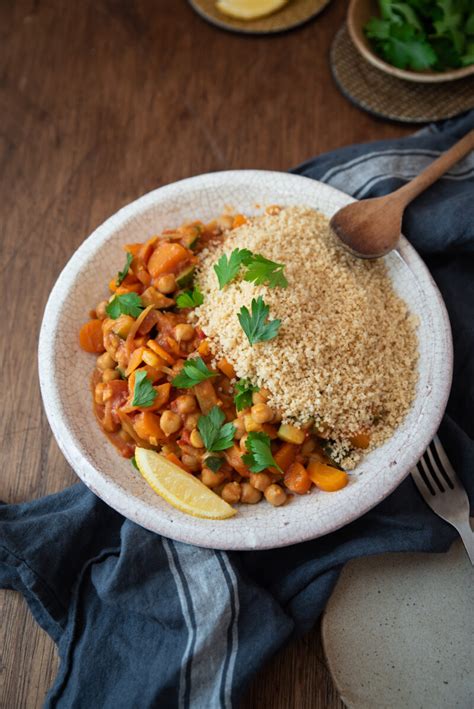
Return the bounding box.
[180,225,201,249]
[175,265,195,288]
[277,423,305,445]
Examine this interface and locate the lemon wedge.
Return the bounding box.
[216,0,289,21]
[135,448,236,519]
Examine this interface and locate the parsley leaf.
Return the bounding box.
[132,370,157,408]
[198,406,236,452]
[176,286,204,309]
[116,252,133,286]
[237,296,281,346]
[364,0,474,71]
[172,356,217,388]
[234,379,259,411]
[214,248,253,288]
[242,431,282,474]
[243,254,288,288]
[204,455,224,472]
[106,292,144,319]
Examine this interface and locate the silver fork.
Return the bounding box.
[411,434,474,565]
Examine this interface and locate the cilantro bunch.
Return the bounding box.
[364,0,474,72]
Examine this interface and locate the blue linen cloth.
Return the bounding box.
[1,111,473,709]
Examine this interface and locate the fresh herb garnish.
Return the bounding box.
[365,0,474,72]
[132,370,157,408]
[176,286,204,309]
[106,292,144,319]
[172,356,217,388]
[242,431,283,474]
[237,296,281,346]
[198,406,236,452]
[243,254,288,288]
[205,455,224,472]
[131,455,139,470]
[214,248,253,288]
[116,252,134,286]
[234,379,260,411]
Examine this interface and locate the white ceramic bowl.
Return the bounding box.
[38,170,452,550]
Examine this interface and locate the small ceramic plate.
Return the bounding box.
[38,171,452,550]
[322,541,473,708]
[188,0,332,35]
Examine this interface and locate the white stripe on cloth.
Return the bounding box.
[320,148,474,196]
[218,553,240,709]
[162,538,195,709]
[163,540,239,709]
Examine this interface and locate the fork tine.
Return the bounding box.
[418,451,445,493]
[428,440,455,490]
[411,460,436,496]
[433,435,457,487]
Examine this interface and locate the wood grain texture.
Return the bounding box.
[0,0,411,706]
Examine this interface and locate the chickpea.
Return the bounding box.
[201,467,227,488]
[252,388,270,405]
[251,403,274,424]
[244,415,262,433]
[104,332,121,358]
[96,300,109,320]
[97,351,115,370]
[160,410,182,436]
[175,394,197,415]
[232,417,246,440]
[184,412,201,431]
[182,454,201,472]
[174,324,195,342]
[249,472,272,492]
[301,438,317,456]
[94,382,106,405]
[240,482,262,504]
[190,429,204,448]
[102,368,120,383]
[119,429,133,443]
[264,484,287,507]
[156,274,176,294]
[221,482,241,504]
[217,214,233,231]
[239,433,249,451]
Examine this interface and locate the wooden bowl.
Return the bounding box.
[347,0,474,83]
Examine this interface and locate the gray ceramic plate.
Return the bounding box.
[322,541,474,708]
[38,171,452,550]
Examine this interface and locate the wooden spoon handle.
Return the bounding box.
[393,129,474,207]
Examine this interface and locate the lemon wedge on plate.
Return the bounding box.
[216,0,289,21]
[135,448,236,519]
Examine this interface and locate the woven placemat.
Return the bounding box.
[189,0,332,35]
[331,25,474,123]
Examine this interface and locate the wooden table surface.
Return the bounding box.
[0,1,412,706]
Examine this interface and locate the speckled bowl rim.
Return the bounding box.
[38,170,453,550]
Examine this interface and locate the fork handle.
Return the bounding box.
[454,519,474,566]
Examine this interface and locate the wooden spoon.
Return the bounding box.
[330,129,474,259]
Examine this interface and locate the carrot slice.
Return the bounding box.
[148,242,190,278]
[307,461,348,492]
[349,432,371,449]
[147,339,175,365]
[224,444,250,477]
[197,340,210,357]
[284,462,312,494]
[217,358,236,379]
[133,412,166,443]
[166,452,190,472]
[79,320,105,353]
[270,442,298,474]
